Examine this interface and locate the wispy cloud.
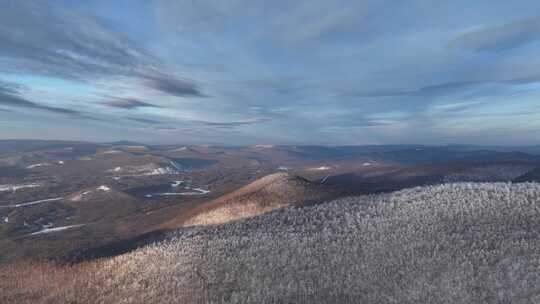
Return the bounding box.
[102,98,161,109]
[144,73,206,97]
[0,2,150,80]
[3,1,540,145]
[347,81,483,98]
[449,17,540,52]
[193,117,272,128]
[430,101,486,113]
[242,76,308,96]
[0,82,83,116]
[126,117,163,124]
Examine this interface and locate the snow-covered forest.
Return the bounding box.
[4,182,540,303]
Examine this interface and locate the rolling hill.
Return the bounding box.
[514,167,540,183]
[162,172,345,228]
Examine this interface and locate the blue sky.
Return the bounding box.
[1,0,540,145]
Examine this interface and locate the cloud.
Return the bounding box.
[153,1,369,46]
[347,74,540,100]
[144,73,206,97]
[0,1,153,81]
[193,117,272,128]
[0,81,26,94]
[347,81,483,98]
[449,17,540,52]
[102,98,161,109]
[429,101,487,114]
[0,83,82,116]
[243,76,308,95]
[154,126,178,131]
[269,3,362,46]
[3,0,540,145]
[126,117,163,124]
[0,2,212,105]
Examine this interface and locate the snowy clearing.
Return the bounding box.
[107,164,179,179]
[97,185,111,192]
[0,183,41,192]
[170,147,188,152]
[29,224,85,236]
[70,186,111,202]
[171,181,184,187]
[307,166,332,171]
[145,187,210,198]
[25,163,51,169]
[98,150,123,155]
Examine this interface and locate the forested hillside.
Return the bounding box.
[4,182,540,303]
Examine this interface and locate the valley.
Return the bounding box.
[1,140,540,263]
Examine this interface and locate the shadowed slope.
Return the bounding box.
[514,167,540,182]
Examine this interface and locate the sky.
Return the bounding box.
[1,0,540,145]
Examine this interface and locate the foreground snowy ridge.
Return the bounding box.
[94,183,540,303]
[3,182,540,304]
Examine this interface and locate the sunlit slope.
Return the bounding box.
[163,172,343,228]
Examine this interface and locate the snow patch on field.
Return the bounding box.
[70,185,112,201]
[107,163,179,179]
[252,144,275,149]
[145,187,210,198]
[0,183,41,192]
[26,163,51,169]
[123,146,147,150]
[307,166,332,171]
[148,168,176,175]
[175,147,188,151]
[171,181,184,187]
[190,187,210,194]
[29,224,85,236]
[97,185,111,192]
[99,150,123,155]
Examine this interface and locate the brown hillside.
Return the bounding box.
[161,172,342,228]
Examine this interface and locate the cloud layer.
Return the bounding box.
[1,0,540,145]
[0,82,82,116]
